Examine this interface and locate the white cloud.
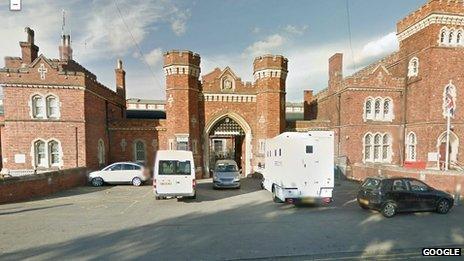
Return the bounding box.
[355,32,399,67]
[283,25,308,36]
[244,34,286,57]
[142,48,164,66]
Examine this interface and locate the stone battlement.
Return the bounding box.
[397,0,464,34]
[253,54,288,72]
[164,50,201,67]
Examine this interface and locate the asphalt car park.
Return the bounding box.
[0,178,463,260]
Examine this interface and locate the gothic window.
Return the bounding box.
[34,140,47,167]
[46,95,60,119]
[407,57,419,77]
[383,98,391,118]
[457,31,463,45]
[32,95,45,118]
[98,139,105,166]
[364,133,373,161]
[374,99,382,119]
[382,134,390,161]
[406,132,417,161]
[134,140,146,162]
[364,98,373,120]
[374,134,382,161]
[49,140,61,166]
[449,30,455,44]
[440,29,446,44]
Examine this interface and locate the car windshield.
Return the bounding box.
[361,178,380,189]
[215,164,238,172]
[158,160,191,175]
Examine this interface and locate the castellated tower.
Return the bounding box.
[163,50,203,178]
[254,54,288,141]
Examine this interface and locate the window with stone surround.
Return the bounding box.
[364,97,393,122]
[46,95,60,119]
[407,57,419,77]
[439,27,464,46]
[134,140,146,162]
[363,132,392,163]
[406,132,417,161]
[33,139,62,168]
[32,95,45,118]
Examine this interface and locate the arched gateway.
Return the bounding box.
[163,51,288,178]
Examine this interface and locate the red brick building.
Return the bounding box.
[0,29,287,178]
[304,0,464,173]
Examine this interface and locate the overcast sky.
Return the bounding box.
[0,0,426,101]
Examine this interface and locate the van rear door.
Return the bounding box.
[157,160,193,195]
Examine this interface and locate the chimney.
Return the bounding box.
[303,90,314,120]
[328,53,343,92]
[115,59,126,98]
[20,27,39,65]
[59,34,73,61]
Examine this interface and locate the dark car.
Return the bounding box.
[357,177,454,218]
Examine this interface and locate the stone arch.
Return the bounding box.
[436,131,459,169]
[204,112,253,176]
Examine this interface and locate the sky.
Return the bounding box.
[0,0,427,101]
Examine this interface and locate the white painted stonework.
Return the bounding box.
[164,65,200,77]
[203,93,256,103]
[253,69,287,81]
[398,14,464,42]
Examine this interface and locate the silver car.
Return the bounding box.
[212,160,241,189]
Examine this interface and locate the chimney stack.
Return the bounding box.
[328,53,343,92]
[115,59,126,98]
[20,27,39,65]
[59,34,73,61]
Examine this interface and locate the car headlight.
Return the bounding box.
[234,178,240,182]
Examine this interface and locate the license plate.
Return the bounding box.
[302,198,315,203]
[160,181,172,185]
[359,198,369,205]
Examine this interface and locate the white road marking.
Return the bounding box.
[120,200,138,214]
[342,198,357,206]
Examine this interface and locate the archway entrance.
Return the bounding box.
[437,131,459,170]
[204,113,252,177]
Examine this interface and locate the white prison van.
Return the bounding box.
[262,131,334,204]
[154,150,196,199]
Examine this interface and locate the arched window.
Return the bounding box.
[48,140,61,166]
[449,30,455,44]
[134,140,146,162]
[32,95,45,118]
[382,134,391,161]
[46,95,59,118]
[374,134,382,161]
[97,139,105,166]
[364,98,373,120]
[364,134,373,161]
[457,31,463,45]
[407,57,419,77]
[374,99,382,119]
[34,140,46,167]
[383,98,391,117]
[440,28,447,44]
[406,132,417,161]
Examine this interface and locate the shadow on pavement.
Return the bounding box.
[0,204,73,216]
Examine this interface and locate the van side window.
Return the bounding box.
[306,145,313,154]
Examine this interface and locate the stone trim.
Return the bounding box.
[1,83,83,90]
[164,65,200,77]
[108,127,160,131]
[203,93,256,102]
[253,69,287,81]
[398,13,464,42]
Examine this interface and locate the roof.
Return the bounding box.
[347,52,400,79]
[126,110,166,119]
[127,98,166,104]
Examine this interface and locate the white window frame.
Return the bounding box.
[439,27,449,45]
[407,57,419,77]
[46,94,61,119]
[32,138,63,168]
[363,133,373,162]
[133,139,146,162]
[258,139,266,154]
[363,132,392,163]
[406,132,417,162]
[364,97,374,121]
[31,94,45,119]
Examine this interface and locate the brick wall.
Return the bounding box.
[349,163,464,198]
[0,167,88,204]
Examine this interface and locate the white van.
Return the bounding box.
[154,150,196,199]
[262,131,334,204]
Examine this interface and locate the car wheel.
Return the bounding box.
[132,177,142,187]
[272,185,283,203]
[436,199,451,214]
[91,177,103,187]
[381,202,396,218]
